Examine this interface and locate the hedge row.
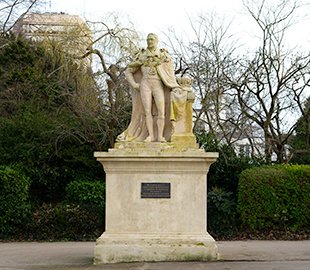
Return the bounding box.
[0,164,105,240]
[0,165,31,237]
[238,164,310,230]
[2,163,310,240]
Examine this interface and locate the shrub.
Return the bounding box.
[65,180,105,212]
[0,111,105,204]
[207,187,237,236]
[26,203,104,241]
[237,164,310,230]
[0,165,31,238]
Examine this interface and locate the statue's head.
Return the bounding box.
[147,33,158,49]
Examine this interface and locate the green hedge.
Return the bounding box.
[0,165,31,238]
[207,187,237,237]
[237,164,310,230]
[65,180,105,212]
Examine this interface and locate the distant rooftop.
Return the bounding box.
[13,13,93,70]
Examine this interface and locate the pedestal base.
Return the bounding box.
[94,150,219,264]
[94,233,218,264]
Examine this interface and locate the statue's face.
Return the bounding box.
[147,35,158,49]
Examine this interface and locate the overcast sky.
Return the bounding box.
[50,0,243,34]
[42,0,310,52]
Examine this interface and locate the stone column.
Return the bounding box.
[94,150,218,264]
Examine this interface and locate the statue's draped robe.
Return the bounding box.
[117,49,187,142]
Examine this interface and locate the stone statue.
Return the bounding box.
[116,33,191,144]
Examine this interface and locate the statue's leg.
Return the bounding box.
[140,82,154,142]
[153,81,166,142]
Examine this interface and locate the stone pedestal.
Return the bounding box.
[94,149,218,264]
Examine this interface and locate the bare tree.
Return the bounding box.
[230,0,310,163]
[162,1,310,162]
[76,15,141,147]
[0,0,43,33]
[163,12,251,149]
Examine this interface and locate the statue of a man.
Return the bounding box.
[116,33,187,143]
[126,33,167,142]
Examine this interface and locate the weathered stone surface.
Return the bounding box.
[94,151,218,264]
[116,33,196,148]
[94,233,218,264]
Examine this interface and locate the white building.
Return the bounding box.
[13,13,93,70]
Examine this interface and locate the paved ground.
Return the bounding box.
[0,240,310,270]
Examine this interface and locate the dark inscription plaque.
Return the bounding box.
[141,183,171,199]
